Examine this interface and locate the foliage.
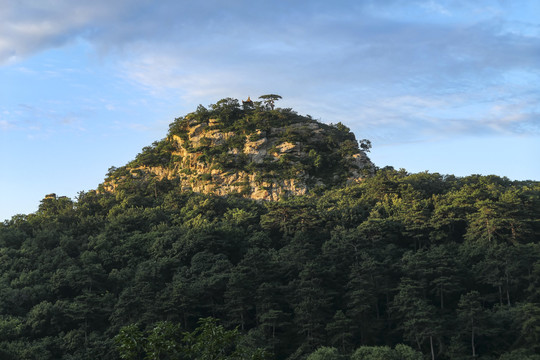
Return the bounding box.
[115,317,268,360]
[306,347,340,360]
[350,344,422,360]
[0,100,539,360]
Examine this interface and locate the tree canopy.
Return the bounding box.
[0,100,539,359]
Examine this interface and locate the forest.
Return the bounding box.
[1,170,539,359]
[0,98,539,359]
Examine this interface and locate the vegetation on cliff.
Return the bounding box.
[102,96,373,200]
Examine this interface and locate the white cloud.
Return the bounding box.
[2,0,539,144]
[0,119,14,130]
[421,1,452,16]
[0,0,136,63]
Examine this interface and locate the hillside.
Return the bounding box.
[0,97,539,360]
[101,96,373,200]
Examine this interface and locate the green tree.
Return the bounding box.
[258,94,282,110]
[325,310,354,352]
[292,262,332,354]
[306,346,340,360]
[114,323,144,360]
[351,344,421,360]
[115,318,269,360]
[457,291,487,358]
[345,258,380,344]
[517,302,540,352]
[255,281,290,356]
[393,279,443,359]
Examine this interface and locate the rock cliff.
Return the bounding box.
[101,97,374,200]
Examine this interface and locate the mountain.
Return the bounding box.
[100,96,373,200]
[0,97,539,360]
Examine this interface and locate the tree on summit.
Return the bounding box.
[259,94,282,110]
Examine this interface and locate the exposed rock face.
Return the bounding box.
[102,100,374,201]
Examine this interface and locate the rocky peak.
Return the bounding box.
[101,96,374,200]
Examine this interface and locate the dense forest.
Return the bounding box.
[1,98,539,360]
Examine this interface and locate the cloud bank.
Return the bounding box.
[1,0,539,143]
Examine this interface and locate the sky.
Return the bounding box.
[1,0,539,221]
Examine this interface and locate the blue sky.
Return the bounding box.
[1,0,539,221]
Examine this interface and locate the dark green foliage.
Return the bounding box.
[129,141,175,168]
[306,346,340,360]
[115,317,269,360]
[350,344,422,360]
[0,112,539,360]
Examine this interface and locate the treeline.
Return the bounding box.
[0,169,539,359]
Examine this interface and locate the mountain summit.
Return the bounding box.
[101,96,373,200]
